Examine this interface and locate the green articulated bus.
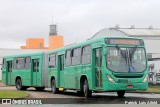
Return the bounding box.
[2,36,148,97]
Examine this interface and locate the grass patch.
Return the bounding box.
[137,88,160,93]
[0,90,28,98]
[149,86,160,88]
[130,87,160,93]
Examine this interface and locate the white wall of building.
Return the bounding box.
[143,40,160,54]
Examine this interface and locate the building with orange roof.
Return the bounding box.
[21,24,64,50]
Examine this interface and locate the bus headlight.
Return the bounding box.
[107,75,115,83]
[143,75,148,82]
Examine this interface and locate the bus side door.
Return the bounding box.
[94,48,103,88]
[32,59,39,86]
[58,54,65,88]
[7,61,12,85]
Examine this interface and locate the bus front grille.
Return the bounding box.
[113,73,144,78]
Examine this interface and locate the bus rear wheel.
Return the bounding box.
[16,79,23,90]
[16,79,27,90]
[51,79,59,94]
[83,79,92,98]
[16,79,22,90]
[117,91,125,98]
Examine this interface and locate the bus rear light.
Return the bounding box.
[107,75,115,83]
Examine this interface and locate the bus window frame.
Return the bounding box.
[49,53,57,68]
[13,57,27,70]
[81,45,92,65]
[65,49,72,67]
[71,47,82,66]
[25,57,31,70]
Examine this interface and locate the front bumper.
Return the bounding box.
[103,81,148,91]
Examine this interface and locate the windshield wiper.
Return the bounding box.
[129,46,137,65]
[116,45,127,65]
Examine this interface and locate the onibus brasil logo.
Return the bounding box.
[1,99,42,105]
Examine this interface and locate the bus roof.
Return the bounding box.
[48,36,144,54]
[3,52,44,59]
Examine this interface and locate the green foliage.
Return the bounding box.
[132,87,160,93]
[0,90,28,98]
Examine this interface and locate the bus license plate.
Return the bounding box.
[126,85,133,89]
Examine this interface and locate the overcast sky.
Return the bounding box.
[0,0,160,49]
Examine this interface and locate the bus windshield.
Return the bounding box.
[106,47,147,72]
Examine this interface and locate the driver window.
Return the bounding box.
[107,48,120,66]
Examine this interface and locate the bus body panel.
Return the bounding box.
[2,53,45,87]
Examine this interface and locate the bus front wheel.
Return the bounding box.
[117,91,125,98]
[51,79,58,94]
[83,79,92,98]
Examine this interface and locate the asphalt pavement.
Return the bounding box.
[0,86,160,104]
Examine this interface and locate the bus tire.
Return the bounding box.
[83,79,92,98]
[16,79,23,90]
[35,87,45,91]
[117,91,125,98]
[51,79,58,94]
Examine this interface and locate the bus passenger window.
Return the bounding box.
[49,54,56,68]
[25,57,31,70]
[37,60,39,72]
[95,50,99,66]
[8,61,12,72]
[16,58,25,70]
[65,50,71,66]
[95,48,102,67]
[82,46,91,64]
[13,59,17,69]
[60,55,64,71]
[72,48,81,65]
[33,60,37,72]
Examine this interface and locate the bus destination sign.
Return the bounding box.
[106,38,143,45]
